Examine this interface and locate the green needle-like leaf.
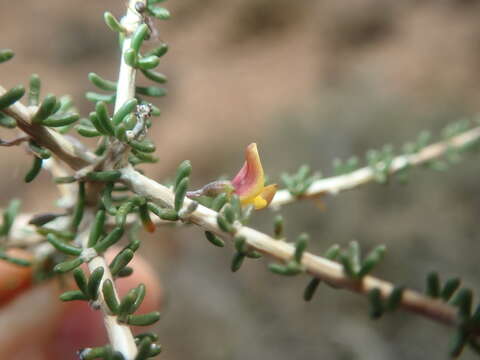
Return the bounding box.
[426,272,441,298]
[86,170,122,182]
[368,288,384,319]
[126,311,161,326]
[94,227,124,253]
[102,279,120,314]
[32,94,57,124]
[87,267,105,301]
[141,69,167,83]
[441,278,461,301]
[0,49,14,63]
[131,24,149,53]
[24,156,43,183]
[47,233,82,256]
[88,73,117,91]
[59,290,89,302]
[204,231,225,247]
[73,268,88,295]
[174,177,189,211]
[303,278,321,302]
[71,182,85,233]
[294,233,309,263]
[42,113,79,127]
[113,98,138,125]
[54,257,84,273]
[0,199,21,236]
[0,85,25,109]
[147,203,179,221]
[88,210,106,248]
[95,101,114,135]
[104,12,126,33]
[28,74,41,106]
[110,249,134,276]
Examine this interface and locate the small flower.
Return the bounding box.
[231,143,277,210]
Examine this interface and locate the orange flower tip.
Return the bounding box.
[143,221,156,233]
[253,183,278,210]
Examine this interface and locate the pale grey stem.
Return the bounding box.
[270,126,480,208]
[120,165,465,332]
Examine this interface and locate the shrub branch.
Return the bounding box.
[271,126,480,207]
[120,165,469,333]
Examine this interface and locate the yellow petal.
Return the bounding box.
[252,184,278,210]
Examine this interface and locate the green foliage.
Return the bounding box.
[204,230,225,247]
[88,210,106,248]
[104,12,126,34]
[28,141,51,159]
[28,74,41,106]
[366,145,394,184]
[31,94,57,124]
[71,182,86,232]
[0,252,31,267]
[24,156,43,183]
[333,156,359,176]
[268,233,309,276]
[87,170,122,182]
[215,195,253,235]
[366,286,405,319]
[281,165,320,196]
[0,85,25,109]
[0,199,21,237]
[174,177,189,212]
[0,49,14,63]
[148,202,179,221]
[47,234,81,256]
[230,235,262,272]
[54,257,84,273]
[94,227,124,254]
[110,249,134,276]
[273,214,284,239]
[0,112,16,128]
[303,243,340,301]
[95,101,115,135]
[129,139,156,153]
[4,2,480,359]
[101,183,118,215]
[87,267,105,301]
[338,241,386,279]
[125,311,161,326]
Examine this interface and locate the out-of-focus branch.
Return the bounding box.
[271,126,480,208]
[77,220,138,360]
[0,86,96,170]
[120,165,464,332]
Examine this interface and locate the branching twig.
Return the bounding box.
[0,86,96,170]
[120,165,465,332]
[270,126,480,207]
[77,220,138,360]
[77,1,147,359]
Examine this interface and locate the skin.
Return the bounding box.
[0,248,162,360]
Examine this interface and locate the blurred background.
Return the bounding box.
[1,0,480,359]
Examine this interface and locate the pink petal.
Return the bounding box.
[231,143,265,202]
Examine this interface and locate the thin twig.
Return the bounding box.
[120,165,464,332]
[82,1,148,359]
[0,86,96,170]
[270,126,480,208]
[76,218,138,359]
[43,157,77,208]
[0,135,29,147]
